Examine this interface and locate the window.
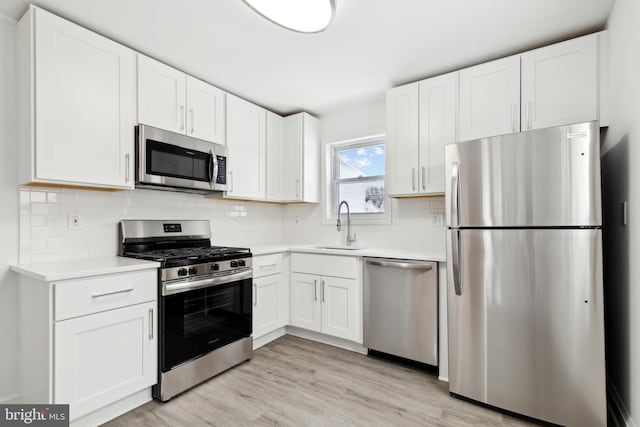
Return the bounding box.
[331,136,386,217]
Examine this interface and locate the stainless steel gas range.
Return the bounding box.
[120,219,253,401]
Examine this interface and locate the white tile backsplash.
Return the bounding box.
[19,187,445,264]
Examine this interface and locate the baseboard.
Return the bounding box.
[0,393,19,404]
[253,327,287,350]
[608,377,637,427]
[70,388,152,427]
[285,326,367,354]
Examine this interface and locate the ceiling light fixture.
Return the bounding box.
[242,0,335,34]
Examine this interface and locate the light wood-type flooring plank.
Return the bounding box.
[103,335,536,427]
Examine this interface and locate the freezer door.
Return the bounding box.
[445,121,601,227]
[446,229,605,426]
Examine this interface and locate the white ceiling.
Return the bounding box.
[0,0,615,116]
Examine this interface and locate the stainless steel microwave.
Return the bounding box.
[136,125,227,194]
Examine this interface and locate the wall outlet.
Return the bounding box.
[68,213,82,229]
[432,214,444,227]
[294,216,300,224]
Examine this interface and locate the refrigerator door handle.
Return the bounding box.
[451,162,460,227]
[451,229,463,295]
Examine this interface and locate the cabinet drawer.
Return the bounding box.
[55,269,157,321]
[253,253,283,278]
[291,253,359,279]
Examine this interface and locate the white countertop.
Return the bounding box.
[11,256,161,282]
[250,243,446,262]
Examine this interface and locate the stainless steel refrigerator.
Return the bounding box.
[444,121,606,426]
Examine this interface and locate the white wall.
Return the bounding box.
[284,94,446,252]
[602,0,640,423]
[0,15,20,403]
[19,188,285,263]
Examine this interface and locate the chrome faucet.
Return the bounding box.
[337,200,357,246]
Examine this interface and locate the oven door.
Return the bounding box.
[160,272,252,372]
[137,124,224,192]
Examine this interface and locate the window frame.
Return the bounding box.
[322,134,391,225]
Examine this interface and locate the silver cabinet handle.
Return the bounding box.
[511,104,517,132]
[229,171,233,192]
[149,308,154,340]
[296,178,300,198]
[321,280,325,302]
[180,105,185,131]
[314,279,317,301]
[526,101,533,130]
[253,282,258,306]
[125,153,130,182]
[421,166,426,191]
[450,162,460,228]
[91,288,134,298]
[365,259,434,270]
[190,108,195,134]
[411,168,416,191]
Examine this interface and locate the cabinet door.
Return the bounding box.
[137,55,186,134]
[266,111,284,201]
[186,75,226,144]
[225,94,266,199]
[301,113,320,203]
[418,72,457,195]
[54,301,157,421]
[253,274,283,338]
[290,273,321,332]
[321,276,359,342]
[282,114,304,201]
[34,8,135,188]
[521,34,598,131]
[458,55,520,141]
[386,83,419,195]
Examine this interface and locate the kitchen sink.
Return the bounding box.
[314,245,364,251]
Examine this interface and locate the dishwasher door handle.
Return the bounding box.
[365,259,433,270]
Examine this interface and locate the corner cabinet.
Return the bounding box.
[282,113,320,203]
[16,267,158,426]
[290,253,362,343]
[266,112,284,201]
[17,5,136,189]
[225,94,267,200]
[137,55,226,145]
[386,72,455,197]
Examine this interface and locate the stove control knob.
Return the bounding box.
[211,264,220,271]
[230,260,238,268]
[177,268,188,277]
[238,260,246,267]
[188,267,198,275]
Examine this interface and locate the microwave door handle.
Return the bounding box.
[211,152,219,187]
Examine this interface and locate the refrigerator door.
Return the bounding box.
[446,228,605,426]
[445,121,601,228]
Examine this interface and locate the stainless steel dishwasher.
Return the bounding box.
[363,258,438,366]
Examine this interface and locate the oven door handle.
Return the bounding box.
[162,269,252,296]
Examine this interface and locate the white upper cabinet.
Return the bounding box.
[266,111,284,201]
[458,55,521,142]
[386,75,455,197]
[418,72,456,194]
[282,113,320,203]
[521,34,598,131]
[137,55,186,135]
[386,83,419,196]
[186,75,226,144]
[225,94,266,200]
[138,55,226,144]
[18,6,136,189]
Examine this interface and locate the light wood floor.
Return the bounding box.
[104,335,536,427]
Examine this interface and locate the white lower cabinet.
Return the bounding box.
[252,254,287,339]
[290,253,362,343]
[55,301,157,420]
[17,267,158,425]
